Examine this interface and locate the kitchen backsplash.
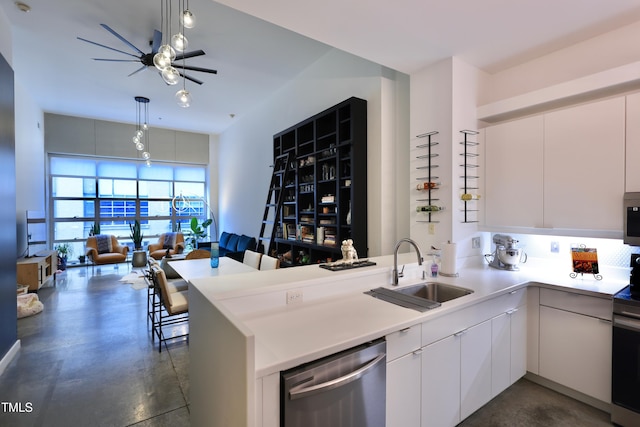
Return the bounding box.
[489,233,639,269]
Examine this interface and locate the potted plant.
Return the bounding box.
[89,221,101,236]
[55,243,73,270]
[129,220,144,250]
[188,217,213,248]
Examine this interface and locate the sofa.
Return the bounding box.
[86,235,129,265]
[217,232,258,262]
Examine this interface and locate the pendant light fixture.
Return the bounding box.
[152,0,198,107]
[133,96,152,166]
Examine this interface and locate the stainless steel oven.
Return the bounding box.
[280,339,386,427]
[612,286,640,426]
[623,192,640,245]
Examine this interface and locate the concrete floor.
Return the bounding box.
[0,263,614,427]
[0,264,190,427]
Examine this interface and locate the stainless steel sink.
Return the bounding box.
[365,282,473,312]
[394,282,473,303]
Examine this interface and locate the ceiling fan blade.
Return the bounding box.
[174,49,205,61]
[93,58,140,62]
[128,66,148,77]
[100,23,145,56]
[177,72,204,85]
[77,37,140,59]
[151,30,162,54]
[174,65,218,74]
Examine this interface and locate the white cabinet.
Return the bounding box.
[388,351,422,427]
[419,289,527,427]
[626,92,640,192]
[543,97,625,231]
[386,324,422,427]
[483,96,625,234]
[539,289,612,404]
[484,115,544,228]
[460,319,493,420]
[421,335,461,427]
[491,306,527,398]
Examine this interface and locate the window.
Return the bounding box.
[49,155,209,257]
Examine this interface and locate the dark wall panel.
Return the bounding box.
[0,52,17,359]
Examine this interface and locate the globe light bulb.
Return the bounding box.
[145,159,152,167]
[181,10,195,28]
[161,67,180,85]
[175,89,191,108]
[142,123,148,131]
[171,33,188,52]
[142,151,151,160]
[153,52,171,70]
[158,44,176,61]
[136,142,144,151]
[136,130,143,138]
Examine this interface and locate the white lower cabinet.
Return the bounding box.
[387,350,422,427]
[491,306,527,398]
[386,324,422,427]
[421,334,461,427]
[386,289,528,427]
[460,319,493,420]
[539,304,612,403]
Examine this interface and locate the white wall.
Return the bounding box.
[14,83,45,257]
[218,48,409,256]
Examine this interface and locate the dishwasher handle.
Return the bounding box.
[289,353,386,401]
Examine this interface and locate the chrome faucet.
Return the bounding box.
[393,238,424,286]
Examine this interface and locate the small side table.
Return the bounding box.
[132,250,148,268]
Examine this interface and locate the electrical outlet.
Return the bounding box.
[428,223,435,235]
[286,289,303,305]
[550,241,560,253]
[471,237,480,249]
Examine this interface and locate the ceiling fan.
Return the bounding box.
[77,24,218,85]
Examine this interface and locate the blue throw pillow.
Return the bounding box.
[237,235,256,252]
[227,234,240,251]
[219,232,231,249]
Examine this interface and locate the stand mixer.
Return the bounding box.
[485,234,527,271]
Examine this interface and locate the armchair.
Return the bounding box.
[148,232,185,260]
[86,235,129,265]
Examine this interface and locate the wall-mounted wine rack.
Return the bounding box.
[415,131,442,223]
[460,129,479,223]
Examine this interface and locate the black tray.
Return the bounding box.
[319,260,376,271]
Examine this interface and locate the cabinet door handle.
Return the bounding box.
[399,327,411,333]
[507,308,518,315]
[509,290,517,295]
[454,329,467,337]
[412,349,423,356]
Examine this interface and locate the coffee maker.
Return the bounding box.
[630,254,640,297]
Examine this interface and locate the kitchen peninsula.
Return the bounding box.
[188,253,628,427]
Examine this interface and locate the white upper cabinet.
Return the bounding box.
[483,96,625,235]
[485,115,544,228]
[543,97,625,231]
[626,92,640,192]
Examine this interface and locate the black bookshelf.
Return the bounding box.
[272,97,367,266]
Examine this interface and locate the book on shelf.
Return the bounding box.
[321,195,335,203]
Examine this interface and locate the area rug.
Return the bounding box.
[17,293,44,318]
[119,270,148,290]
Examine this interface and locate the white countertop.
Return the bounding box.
[189,254,630,378]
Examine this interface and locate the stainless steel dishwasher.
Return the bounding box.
[280,338,386,427]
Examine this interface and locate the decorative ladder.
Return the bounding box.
[257,152,292,255]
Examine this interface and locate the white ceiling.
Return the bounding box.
[3,0,640,134]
